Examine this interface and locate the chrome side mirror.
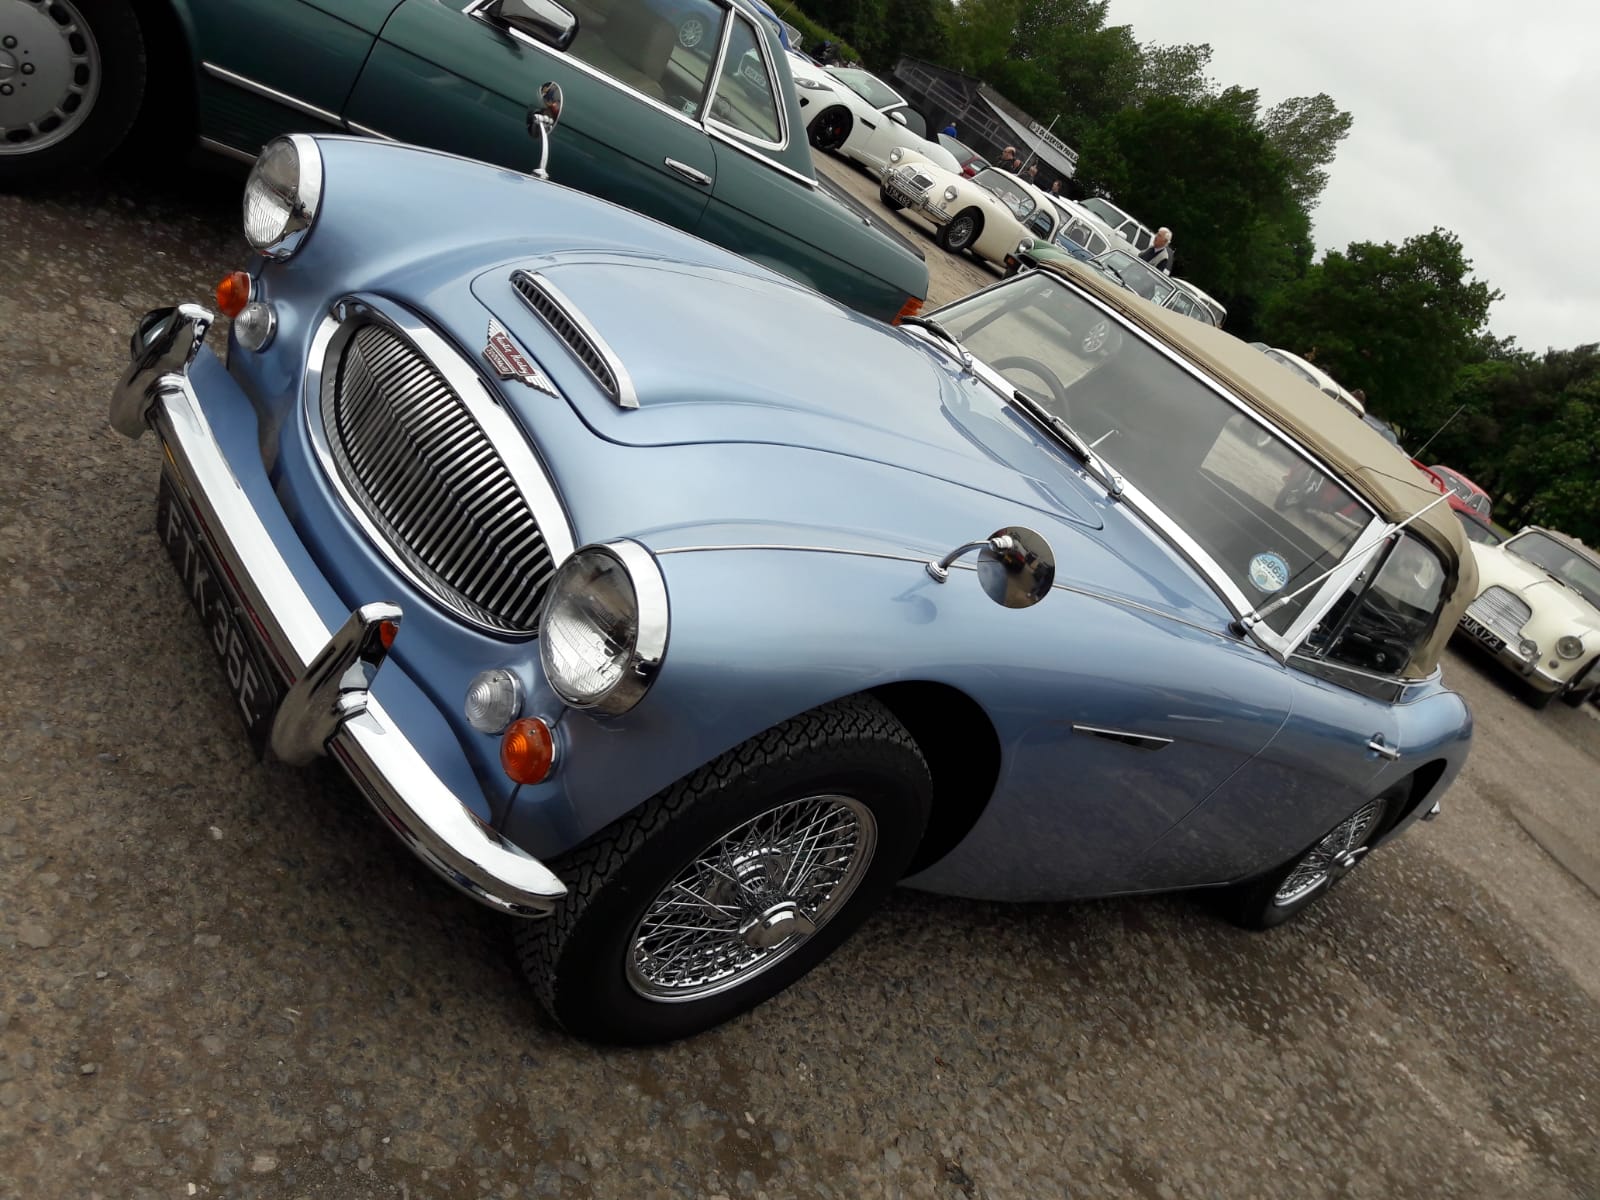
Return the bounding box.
[926,527,1055,608]
[486,0,578,50]
[526,81,563,180]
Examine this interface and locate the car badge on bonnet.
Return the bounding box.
[484,319,557,395]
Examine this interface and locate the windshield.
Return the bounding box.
[1098,251,1174,303]
[932,274,1376,632]
[1455,511,1502,546]
[1263,348,1322,390]
[826,67,902,109]
[1080,197,1131,229]
[973,169,1037,218]
[1505,532,1600,608]
[1362,415,1401,447]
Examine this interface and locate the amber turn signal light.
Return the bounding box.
[215,270,253,318]
[378,619,399,650]
[892,295,925,326]
[501,717,555,785]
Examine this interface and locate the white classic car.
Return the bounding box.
[1457,527,1600,708]
[1079,196,1158,253]
[787,56,960,174]
[880,155,1066,264]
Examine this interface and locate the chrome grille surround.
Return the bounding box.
[304,295,574,638]
[1466,585,1532,643]
[510,270,638,409]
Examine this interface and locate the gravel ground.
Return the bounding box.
[2,151,1598,1200]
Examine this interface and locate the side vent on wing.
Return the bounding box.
[509,269,638,409]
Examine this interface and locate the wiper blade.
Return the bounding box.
[900,315,973,372]
[1005,387,1124,500]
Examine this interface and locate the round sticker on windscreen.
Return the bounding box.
[1248,551,1291,593]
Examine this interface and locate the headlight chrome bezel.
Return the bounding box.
[943,185,958,203]
[1556,635,1584,661]
[243,133,324,260]
[539,540,669,716]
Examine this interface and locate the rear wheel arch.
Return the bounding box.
[867,681,1002,874]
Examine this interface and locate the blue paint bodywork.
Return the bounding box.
[204,138,1471,900]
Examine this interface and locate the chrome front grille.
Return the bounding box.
[1466,585,1532,642]
[510,270,637,408]
[319,320,557,635]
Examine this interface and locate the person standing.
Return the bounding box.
[941,120,958,138]
[1140,227,1175,274]
[996,146,1021,172]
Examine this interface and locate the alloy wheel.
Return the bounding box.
[0,0,101,155]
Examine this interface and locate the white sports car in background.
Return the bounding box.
[881,154,1071,267]
[788,55,960,174]
[1457,527,1600,708]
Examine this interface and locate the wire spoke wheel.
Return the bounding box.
[0,0,102,155]
[627,793,877,1001]
[1272,797,1384,907]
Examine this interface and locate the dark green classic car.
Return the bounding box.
[0,0,927,320]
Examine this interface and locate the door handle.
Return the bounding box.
[1366,736,1401,761]
[664,158,713,186]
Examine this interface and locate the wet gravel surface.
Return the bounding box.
[2,155,1599,1200]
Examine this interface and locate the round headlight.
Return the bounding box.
[943,186,958,202]
[539,542,668,715]
[465,668,524,734]
[1518,638,1540,661]
[1556,635,1584,660]
[243,134,323,259]
[888,147,903,163]
[1017,238,1031,254]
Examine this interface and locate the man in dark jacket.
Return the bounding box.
[1140,227,1174,274]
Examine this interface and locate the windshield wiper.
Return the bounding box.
[900,315,974,373]
[1005,387,1124,500]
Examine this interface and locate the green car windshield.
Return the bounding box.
[1098,251,1174,303]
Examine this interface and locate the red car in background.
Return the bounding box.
[1429,465,1493,519]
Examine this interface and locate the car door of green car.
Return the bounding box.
[342,0,720,235]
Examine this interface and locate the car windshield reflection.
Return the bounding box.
[933,274,1377,632]
[972,169,1036,218]
[1505,532,1600,608]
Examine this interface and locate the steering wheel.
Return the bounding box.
[987,355,1071,419]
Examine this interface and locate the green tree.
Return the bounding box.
[1132,41,1214,105]
[1075,94,1306,319]
[1260,93,1354,209]
[1259,229,1501,437]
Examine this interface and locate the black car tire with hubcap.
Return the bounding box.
[516,695,931,1044]
[1221,785,1400,930]
[0,0,146,185]
[808,106,850,151]
[937,208,982,253]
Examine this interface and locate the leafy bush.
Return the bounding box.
[763,1,864,65]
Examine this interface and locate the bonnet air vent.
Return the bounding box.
[509,269,638,409]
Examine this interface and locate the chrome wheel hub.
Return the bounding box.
[1272,799,1383,907]
[0,0,101,154]
[626,794,877,1001]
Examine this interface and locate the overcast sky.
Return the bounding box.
[1106,0,1598,353]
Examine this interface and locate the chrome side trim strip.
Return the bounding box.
[200,62,342,126]
[345,120,396,141]
[1071,724,1173,751]
[197,135,258,164]
[303,295,576,638]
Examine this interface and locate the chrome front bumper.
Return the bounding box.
[110,306,566,917]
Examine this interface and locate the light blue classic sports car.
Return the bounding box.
[112,133,1476,1043]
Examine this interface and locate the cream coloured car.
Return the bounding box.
[1456,527,1600,708]
[879,153,1067,266]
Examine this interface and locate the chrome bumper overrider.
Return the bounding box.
[110,306,566,917]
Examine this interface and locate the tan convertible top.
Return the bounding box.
[1042,259,1477,678]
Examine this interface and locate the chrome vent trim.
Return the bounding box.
[1466,585,1532,642]
[305,296,574,638]
[510,269,638,409]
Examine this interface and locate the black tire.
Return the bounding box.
[937,207,982,253]
[1220,786,1399,931]
[1523,684,1557,711]
[808,106,850,151]
[515,695,931,1044]
[1562,685,1597,708]
[0,0,147,187]
[877,184,904,212]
